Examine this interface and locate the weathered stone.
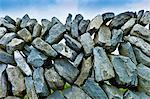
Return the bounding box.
[14,50,32,76]
[32,37,58,57]
[20,14,30,28]
[46,90,65,99]
[25,77,38,99]
[0,27,7,38]
[64,34,82,51]
[63,86,91,99]
[6,65,26,97]
[79,32,94,56]
[102,12,115,23]
[138,92,150,99]
[73,52,84,67]
[119,42,137,65]
[52,17,61,25]
[15,18,21,29]
[93,47,115,82]
[71,20,79,38]
[4,96,21,99]
[124,90,139,99]
[137,10,144,23]
[17,28,32,42]
[4,15,16,25]
[32,23,42,38]
[79,19,90,35]
[139,11,150,26]
[75,56,92,86]
[65,13,72,31]
[52,43,77,61]
[82,78,108,99]
[45,23,66,44]
[54,59,79,84]
[26,19,37,32]
[44,67,64,89]
[33,67,49,96]
[74,14,83,23]
[110,55,138,86]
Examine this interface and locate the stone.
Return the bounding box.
[14,50,32,76]
[71,20,79,38]
[32,23,42,38]
[20,14,30,28]
[139,11,150,26]
[17,28,32,42]
[75,56,92,86]
[138,92,150,99]
[102,12,115,23]
[4,15,16,25]
[79,32,94,56]
[33,67,49,96]
[52,17,61,25]
[6,65,26,97]
[6,38,25,54]
[124,90,139,99]
[79,19,90,35]
[130,24,150,43]
[0,27,7,38]
[26,19,37,32]
[110,55,138,86]
[63,86,91,99]
[46,90,65,99]
[137,10,144,23]
[52,43,77,61]
[15,18,21,29]
[74,14,83,23]
[82,78,108,99]
[4,96,21,99]
[54,59,79,84]
[64,34,82,51]
[25,77,38,99]
[119,42,137,65]
[65,13,72,31]
[44,67,64,89]
[93,47,115,82]
[32,37,58,57]
[73,52,84,67]
[45,23,66,44]
[133,47,150,67]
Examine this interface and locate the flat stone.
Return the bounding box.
[110,55,138,86]
[139,11,150,26]
[6,65,26,97]
[124,90,139,99]
[44,67,64,89]
[52,43,77,61]
[4,96,21,99]
[45,23,66,44]
[119,42,137,65]
[32,23,42,38]
[20,14,30,28]
[33,67,49,96]
[4,15,16,25]
[17,28,32,42]
[25,77,38,99]
[82,78,108,99]
[75,56,92,86]
[0,27,7,38]
[137,10,144,23]
[79,19,90,35]
[63,86,91,99]
[65,13,72,31]
[32,37,58,57]
[54,59,79,84]
[93,47,115,82]
[102,12,115,23]
[64,34,82,51]
[46,90,65,99]
[14,50,32,76]
[73,52,84,67]
[79,32,94,56]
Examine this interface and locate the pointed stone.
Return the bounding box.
[20,14,30,28]
[46,90,65,99]
[137,10,144,23]
[51,17,61,25]
[71,20,79,38]
[26,19,37,32]
[139,11,150,26]
[4,15,16,25]
[79,19,90,35]
[32,23,42,38]
[65,13,72,31]
[0,27,7,38]
[73,52,84,67]
[102,12,115,23]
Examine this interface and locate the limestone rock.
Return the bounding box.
[20,14,30,28]
[32,23,42,38]
[0,27,7,38]
[137,10,144,23]
[73,52,84,67]
[139,11,150,26]
[4,15,16,25]
[41,19,52,37]
[71,20,79,38]
[102,12,115,23]
[46,90,65,99]
[65,13,72,31]
[79,19,90,35]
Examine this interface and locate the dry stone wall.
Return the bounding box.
[0,10,150,99]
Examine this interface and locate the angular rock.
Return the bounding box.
[26,19,37,32]
[139,11,150,26]
[20,14,30,28]
[73,52,84,67]
[138,92,150,99]
[52,17,61,25]
[33,67,49,96]
[32,23,42,38]
[14,50,32,76]
[54,59,79,84]
[124,90,139,99]
[52,43,77,61]
[71,20,79,38]
[46,90,65,99]
[74,14,83,23]
[0,27,7,38]
[32,37,58,57]
[4,15,16,25]
[65,13,72,31]
[44,67,64,89]
[137,10,144,23]
[102,12,115,23]
[79,32,94,56]
[4,96,21,99]
[79,19,90,35]
[15,18,21,30]
[93,47,115,82]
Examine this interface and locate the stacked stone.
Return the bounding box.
[0,10,150,99]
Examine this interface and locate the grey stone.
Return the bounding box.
[45,23,66,44]
[137,10,144,23]
[52,17,61,25]
[0,27,7,38]
[26,19,37,32]
[65,13,72,31]
[138,92,150,99]
[75,56,92,86]
[79,32,94,56]
[33,67,49,96]
[93,47,115,82]
[4,96,21,99]
[20,14,30,28]
[32,37,58,57]
[52,43,77,61]
[4,15,16,25]
[124,90,139,99]
[64,34,82,51]
[74,14,83,23]
[44,67,64,89]
[139,11,150,26]
[46,90,65,99]
[82,78,108,99]
[15,18,21,29]
[110,55,138,86]
[32,23,42,38]
[73,52,84,67]
[14,50,32,76]
[102,12,115,23]
[6,65,26,97]
[54,59,79,84]
[79,19,90,35]
[71,20,79,38]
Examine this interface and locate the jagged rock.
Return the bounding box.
[4,96,21,99]
[32,37,57,57]
[65,13,72,31]
[124,90,139,99]
[73,52,84,67]
[26,19,37,32]
[6,65,26,97]
[15,18,21,29]
[79,19,90,35]
[110,55,138,86]
[25,77,38,99]
[139,11,150,26]
[32,23,42,38]
[52,17,61,25]
[63,86,91,99]
[44,67,64,89]
[93,47,115,82]
[14,50,32,76]
[82,78,108,99]
[45,23,66,44]
[46,90,65,99]
[4,15,16,25]
[0,27,7,38]
[71,20,79,38]
[54,59,79,84]
[74,14,83,23]
[137,10,144,23]
[64,34,82,51]
[33,67,49,96]
[17,28,32,42]
[75,56,92,86]
[20,14,30,28]
[52,43,77,61]
[79,32,94,56]
[119,42,137,65]
[102,12,115,23]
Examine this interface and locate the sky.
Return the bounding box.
[0,0,150,23]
